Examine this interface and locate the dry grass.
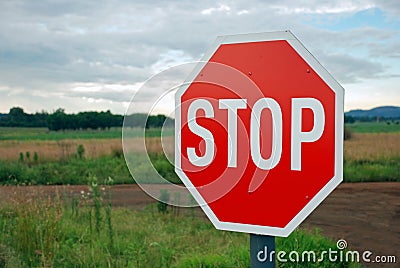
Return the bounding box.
[1,133,398,162]
[344,133,400,161]
[0,139,122,161]
[0,136,175,161]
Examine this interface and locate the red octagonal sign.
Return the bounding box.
[175,31,344,237]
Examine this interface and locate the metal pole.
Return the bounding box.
[250,234,276,267]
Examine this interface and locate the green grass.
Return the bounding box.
[346,122,400,133]
[1,125,399,185]
[0,152,180,186]
[1,148,398,185]
[0,155,130,185]
[2,122,397,141]
[0,184,359,267]
[0,127,173,141]
[344,158,400,182]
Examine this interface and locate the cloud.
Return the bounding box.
[0,0,398,113]
[375,0,400,17]
[369,41,400,58]
[273,1,376,15]
[320,53,385,83]
[201,4,231,15]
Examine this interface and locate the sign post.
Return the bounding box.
[250,234,275,267]
[175,31,344,265]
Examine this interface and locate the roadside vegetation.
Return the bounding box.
[0,122,399,185]
[343,122,399,182]
[0,121,394,266]
[0,177,359,267]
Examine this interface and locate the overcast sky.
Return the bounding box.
[1,0,399,114]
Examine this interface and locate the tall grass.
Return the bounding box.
[0,135,174,161]
[0,129,399,185]
[343,133,400,182]
[0,151,181,186]
[0,155,132,185]
[0,132,398,185]
[0,180,359,267]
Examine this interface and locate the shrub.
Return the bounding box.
[76,144,85,159]
[111,147,123,158]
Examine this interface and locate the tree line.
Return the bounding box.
[344,115,399,123]
[0,107,174,130]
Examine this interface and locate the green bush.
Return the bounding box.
[33,152,39,163]
[76,144,85,159]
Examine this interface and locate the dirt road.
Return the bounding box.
[303,182,399,266]
[0,182,398,266]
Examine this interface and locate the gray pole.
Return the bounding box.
[250,234,276,267]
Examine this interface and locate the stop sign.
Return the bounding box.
[175,31,344,237]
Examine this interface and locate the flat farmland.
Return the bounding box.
[0,124,398,266]
[0,128,398,183]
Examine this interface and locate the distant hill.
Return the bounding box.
[345,106,400,119]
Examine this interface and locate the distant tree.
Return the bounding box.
[9,107,25,118]
[146,114,167,128]
[47,108,67,131]
[344,115,355,124]
[124,113,147,128]
[31,111,48,127]
[1,107,172,130]
[8,107,27,126]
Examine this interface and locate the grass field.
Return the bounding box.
[0,124,391,267]
[0,181,359,267]
[345,121,400,133]
[0,124,399,184]
[0,127,173,141]
[0,121,398,142]
[343,131,400,182]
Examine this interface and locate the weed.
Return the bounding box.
[88,175,102,233]
[111,147,123,158]
[158,189,170,213]
[105,186,114,250]
[77,144,85,159]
